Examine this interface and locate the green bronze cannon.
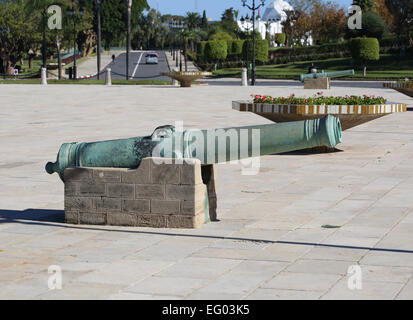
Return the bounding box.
[46,115,342,181]
[300,70,355,82]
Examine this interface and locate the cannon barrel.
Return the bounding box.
[300,70,355,82]
[46,116,342,181]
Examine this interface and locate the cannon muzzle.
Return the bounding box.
[300,70,355,82]
[46,116,342,181]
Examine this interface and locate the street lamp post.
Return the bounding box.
[242,0,266,86]
[42,10,47,69]
[240,15,252,83]
[126,0,132,80]
[169,20,184,70]
[0,26,10,79]
[66,4,84,80]
[95,0,102,80]
[56,36,62,80]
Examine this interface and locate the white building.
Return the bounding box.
[237,0,293,40]
[237,0,312,46]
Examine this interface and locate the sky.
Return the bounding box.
[146,0,353,21]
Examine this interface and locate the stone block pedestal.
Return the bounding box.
[64,158,217,229]
[304,77,330,89]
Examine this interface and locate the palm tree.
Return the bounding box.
[185,12,201,31]
[178,28,197,72]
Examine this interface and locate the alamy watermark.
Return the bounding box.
[347,265,362,290]
[48,265,62,290]
[150,121,262,176]
[47,5,62,30]
[348,5,362,30]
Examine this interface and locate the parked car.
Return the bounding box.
[145,53,158,64]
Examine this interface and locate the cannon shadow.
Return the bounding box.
[0,209,65,224]
[0,208,412,255]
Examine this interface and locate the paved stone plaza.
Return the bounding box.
[1,80,413,299]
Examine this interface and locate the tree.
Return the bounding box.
[375,0,395,28]
[349,37,380,76]
[353,0,375,11]
[25,0,61,68]
[132,9,169,50]
[201,10,208,30]
[311,2,346,44]
[347,11,387,40]
[0,0,41,74]
[221,8,237,35]
[281,10,300,46]
[205,40,227,61]
[100,0,148,48]
[185,12,201,31]
[386,0,413,42]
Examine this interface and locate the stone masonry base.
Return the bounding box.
[64,158,217,228]
[304,77,330,90]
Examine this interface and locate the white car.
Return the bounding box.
[145,53,159,64]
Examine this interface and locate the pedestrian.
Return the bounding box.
[112,54,115,63]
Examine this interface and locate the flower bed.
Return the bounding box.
[251,93,387,105]
[233,93,406,131]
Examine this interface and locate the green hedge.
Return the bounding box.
[268,42,350,63]
[349,37,380,62]
[197,41,207,60]
[232,40,244,56]
[205,40,228,61]
[242,40,269,63]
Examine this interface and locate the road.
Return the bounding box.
[93,50,171,81]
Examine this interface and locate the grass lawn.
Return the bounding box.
[213,54,413,80]
[0,79,172,85]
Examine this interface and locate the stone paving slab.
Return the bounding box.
[0,80,413,299]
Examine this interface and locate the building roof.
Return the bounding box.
[262,0,293,21]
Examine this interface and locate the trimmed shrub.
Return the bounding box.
[275,33,286,46]
[209,31,233,41]
[349,37,380,75]
[226,40,234,56]
[242,39,269,63]
[268,42,351,64]
[205,40,228,61]
[347,11,387,40]
[232,40,244,56]
[197,41,207,61]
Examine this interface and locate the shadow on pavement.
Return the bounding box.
[0,208,412,255]
[0,209,64,223]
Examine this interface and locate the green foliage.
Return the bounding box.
[196,41,207,62]
[242,40,269,63]
[94,0,149,48]
[201,10,208,30]
[275,33,286,46]
[252,93,387,105]
[220,8,237,34]
[209,31,232,41]
[269,42,350,64]
[347,11,387,40]
[231,40,244,56]
[353,0,376,11]
[349,37,380,62]
[185,12,201,30]
[132,9,169,50]
[205,40,227,61]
